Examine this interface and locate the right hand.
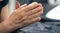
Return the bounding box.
[1,2,43,33]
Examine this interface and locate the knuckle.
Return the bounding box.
[31,2,39,6]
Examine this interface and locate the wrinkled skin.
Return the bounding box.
[0,1,43,33]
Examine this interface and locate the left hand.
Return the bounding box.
[1,1,20,21]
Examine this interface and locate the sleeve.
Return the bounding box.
[0,0,8,13]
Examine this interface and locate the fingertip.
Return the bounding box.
[32,2,38,4]
[37,18,41,22]
[36,17,41,22]
[16,1,20,9]
[29,2,39,6]
[23,4,27,6]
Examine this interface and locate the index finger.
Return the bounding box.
[19,2,40,12]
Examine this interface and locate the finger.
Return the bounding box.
[14,10,42,24]
[14,16,27,24]
[19,2,40,12]
[14,9,43,24]
[26,6,43,16]
[16,1,20,9]
[28,17,41,23]
[28,10,43,20]
[14,2,40,16]
[15,4,27,12]
[18,17,41,28]
[20,4,27,8]
[12,6,43,24]
[14,11,42,24]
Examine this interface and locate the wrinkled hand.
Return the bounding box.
[0,2,43,33]
[1,1,20,21]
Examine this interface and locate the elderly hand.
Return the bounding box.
[0,2,43,33]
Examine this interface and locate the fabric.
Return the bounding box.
[0,0,8,13]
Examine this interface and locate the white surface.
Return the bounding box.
[48,0,60,5]
[8,0,16,16]
[46,5,60,20]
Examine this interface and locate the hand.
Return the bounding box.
[0,2,43,33]
[1,1,20,21]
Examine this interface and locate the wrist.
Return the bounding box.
[0,20,9,33]
[0,19,14,33]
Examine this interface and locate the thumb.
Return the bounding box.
[16,1,20,9]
